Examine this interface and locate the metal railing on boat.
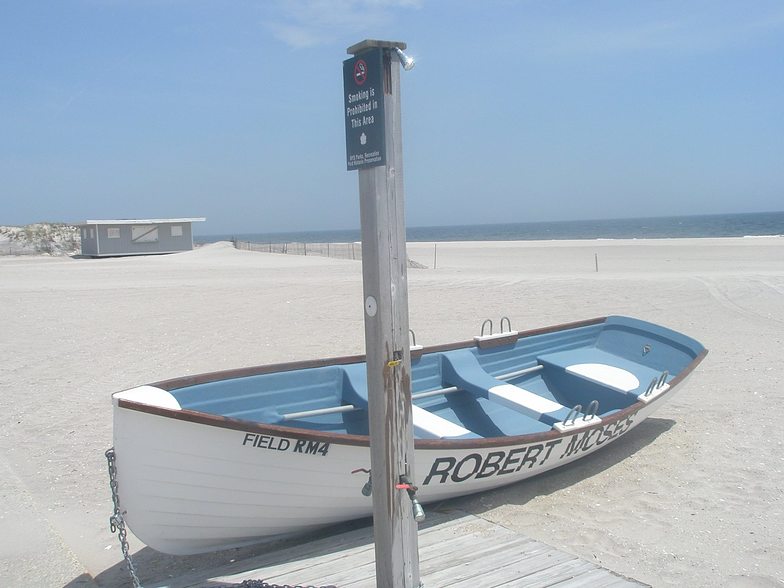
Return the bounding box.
[280,364,544,421]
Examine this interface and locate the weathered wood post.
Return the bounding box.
[343,39,420,587]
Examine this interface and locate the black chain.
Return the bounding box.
[106,447,143,588]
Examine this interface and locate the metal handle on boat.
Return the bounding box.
[564,404,583,426]
[500,316,512,333]
[643,371,669,398]
[644,378,657,397]
[409,329,417,348]
[585,400,599,421]
[480,319,493,337]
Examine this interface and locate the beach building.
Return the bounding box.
[79,218,205,257]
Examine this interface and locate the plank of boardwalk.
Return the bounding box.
[428,546,575,587]
[550,567,647,587]
[167,511,645,588]
[509,557,621,588]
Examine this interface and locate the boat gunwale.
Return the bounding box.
[115,316,708,450]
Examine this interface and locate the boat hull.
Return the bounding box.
[111,315,706,554]
[113,373,692,555]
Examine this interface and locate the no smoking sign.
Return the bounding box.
[343,48,386,170]
[354,59,368,85]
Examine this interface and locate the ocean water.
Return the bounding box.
[196,211,784,245]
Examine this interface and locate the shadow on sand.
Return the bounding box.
[75,417,674,588]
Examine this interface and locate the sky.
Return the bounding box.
[2,1,783,235]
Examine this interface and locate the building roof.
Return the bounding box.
[82,218,206,225]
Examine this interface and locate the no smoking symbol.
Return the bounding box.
[354,59,367,85]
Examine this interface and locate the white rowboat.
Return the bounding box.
[111,315,706,555]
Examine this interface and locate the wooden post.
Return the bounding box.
[347,39,420,588]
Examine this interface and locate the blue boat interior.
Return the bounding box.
[169,316,704,439]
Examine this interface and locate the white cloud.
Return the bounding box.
[264,0,422,48]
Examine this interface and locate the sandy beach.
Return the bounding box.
[1,237,783,587]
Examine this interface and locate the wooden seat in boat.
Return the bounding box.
[538,348,669,397]
[440,350,589,427]
[485,383,566,420]
[411,405,474,439]
[564,363,640,392]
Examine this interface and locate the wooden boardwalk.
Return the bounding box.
[160,511,646,588]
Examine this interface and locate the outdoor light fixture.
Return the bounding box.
[394,47,415,71]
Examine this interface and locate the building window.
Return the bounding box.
[82,229,87,239]
[107,227,121,239]
[171,225,183,237]
[131,225,159,243]
[90,229,95,239]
